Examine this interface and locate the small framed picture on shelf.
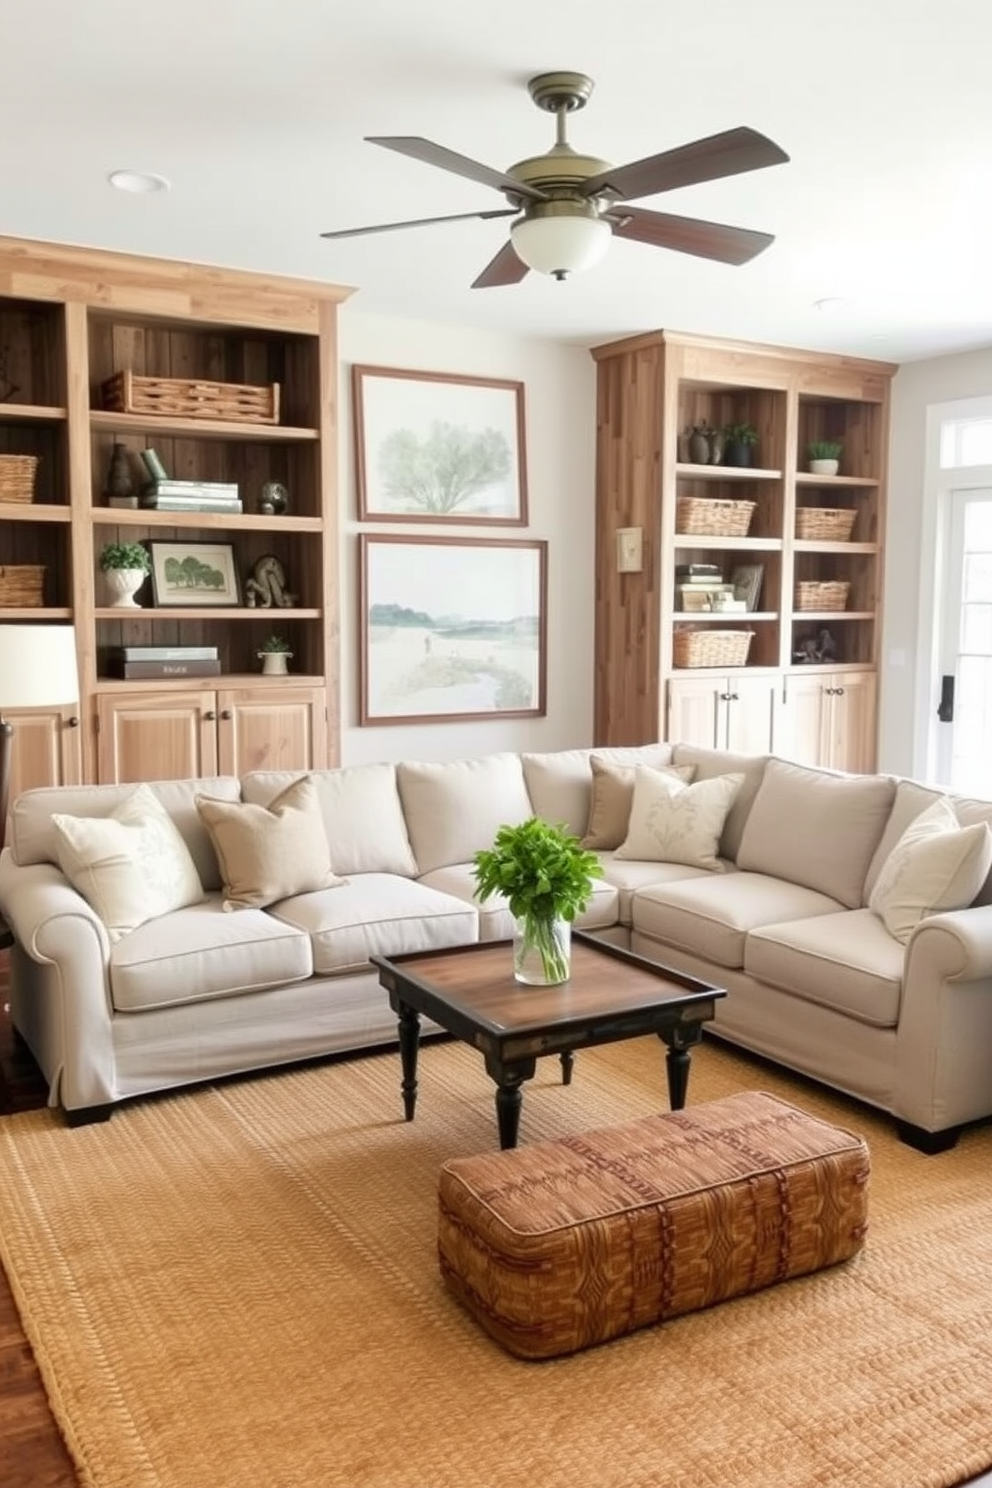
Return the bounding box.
[731,563,765,612]
[148,540,242,608]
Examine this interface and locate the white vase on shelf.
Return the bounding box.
[102,568,146,609]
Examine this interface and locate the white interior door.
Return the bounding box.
[935,488,992,794]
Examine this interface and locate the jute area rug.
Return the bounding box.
[1,1036,991,1488]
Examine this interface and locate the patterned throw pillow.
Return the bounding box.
[582,757,696,851]
[52,783,205,941]
[868,798,992,943]
[614,768,744,871]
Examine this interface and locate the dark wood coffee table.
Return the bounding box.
[371,931,726,1149]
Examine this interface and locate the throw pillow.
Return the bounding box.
[614,768,744,870]
[196,775,345,911]
[868,798,992,944]
[582,758,696,851]
[52,782,206,942]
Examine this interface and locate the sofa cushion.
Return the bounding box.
[599,855,721,926]
[867,799,992,944]
[268,873,479,975]
[736,758,896,909]
[582,758,695,851]
[196,777,345,911]
[864,780,992,907]
[670,745,768,860]
[745,910,905,1028]
[241,763,418,878]
[110,897,313,1012]
[10,776,240,889]
[417,863,620,940]
[615,769,743,871]
[397,754,533,874]
[632,872,842,971]
[521,744,678,839]
[51,783,206,943]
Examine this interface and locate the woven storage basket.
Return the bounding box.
[0,454,39,503]
[0,564,45,606]
[796,507,856,541]
[676,496,756,537]
[673,628,753,668]
[101,370,280,425]
[795,580,850,612]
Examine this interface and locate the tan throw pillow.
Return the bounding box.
[195,776,345,911]
[52,782,205,942]
[615,768,744,870]
[582,758,696,851]
[868,798,992,944]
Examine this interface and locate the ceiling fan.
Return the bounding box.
[320,71,789,289]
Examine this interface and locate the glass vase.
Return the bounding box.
[513,914,571,986]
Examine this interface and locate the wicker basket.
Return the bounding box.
[795,507,856,541]
[676,496,756,537]
[0,454,39,503]
[795,580,850,612]
[101,370,280,425]
[673,628,753,668]
[0,564,45,606]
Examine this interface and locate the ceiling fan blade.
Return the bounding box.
[608,206,774,265]
[582,126,789,203]
[366,136,549,203]
[471,241,530,290]
[320,208,516,241]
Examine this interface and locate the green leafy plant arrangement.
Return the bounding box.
[808,439,843,460]
[258,634,292,653]
[723,421,759,446]
[472,817,603,983]
[99,541,151,572]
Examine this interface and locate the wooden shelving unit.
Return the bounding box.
[591,329,895,772]
[0,236,351,790]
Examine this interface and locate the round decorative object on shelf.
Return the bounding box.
[259,481,289,515]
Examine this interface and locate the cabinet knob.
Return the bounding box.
[730,692,739,702]
[720,691,734,701]
[67,715,80,728]
[220,710,232,721]
[835,686,845,697]
[204,710,217,721]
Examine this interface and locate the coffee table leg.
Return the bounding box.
[396,1001,421,1121]
[485,1055,536,1150]
[659,1026,701,1110]
[560,1051,574,1086]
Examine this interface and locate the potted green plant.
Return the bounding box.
[99,541,151,610]
[472,817,603,985]
[258,634,292,675]
[722,421,759,468]
[807,440,843,476]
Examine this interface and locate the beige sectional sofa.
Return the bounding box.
[1,744,991,1153]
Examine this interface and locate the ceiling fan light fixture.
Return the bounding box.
[510,210,611,280]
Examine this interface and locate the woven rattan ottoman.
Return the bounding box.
[438,1090,870,1359]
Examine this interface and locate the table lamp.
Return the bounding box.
[0,624,79,853]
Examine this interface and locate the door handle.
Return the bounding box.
[937,675,955,722]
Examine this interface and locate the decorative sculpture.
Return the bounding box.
[244,555,298,608]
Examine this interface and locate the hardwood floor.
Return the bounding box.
[1,951,991,1488]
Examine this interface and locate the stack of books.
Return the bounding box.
[140,480,243,514]
[112,645,221,679]
[675,563,745,613]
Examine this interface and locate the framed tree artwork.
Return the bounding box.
[360,534,547,724]
[353,365,528,525]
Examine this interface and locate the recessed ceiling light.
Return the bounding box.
[108,170,171,195]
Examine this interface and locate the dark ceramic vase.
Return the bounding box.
[724,441,753,468]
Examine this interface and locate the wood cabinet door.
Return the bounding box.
[666,677,724,749]
[778,672,828,768]
[4,706,83,800]
[824,672,877,774]
[215,686,326,777]
[724,675,779,755]
[96,692,219,784]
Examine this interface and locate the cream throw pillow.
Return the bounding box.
[196,775,345,911]
[582,758,696,851]
[52,783,205,942]
[868,798,992,944]
[615,768,744,870]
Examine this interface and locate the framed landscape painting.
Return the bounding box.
[147,540,241,607]
[353,365,528,525]
[360,535,547,724]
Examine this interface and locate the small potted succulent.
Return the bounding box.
[258,633,292,675]
[808,440,843,477]
[723,421,759,467]
[99,541,151,609]
[472,817,603,986]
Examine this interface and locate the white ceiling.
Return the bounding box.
[5,0,991,364]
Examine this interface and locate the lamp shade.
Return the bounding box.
[510,212,612,279]
[0,625,79,709]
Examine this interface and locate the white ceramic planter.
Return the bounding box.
[259,651,291,675]
[809,458,840,477]
[103,568,146,609]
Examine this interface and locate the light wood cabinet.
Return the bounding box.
[3,705,83,798]
[96,684,327,784]
[667,673,781,754]
[0,235,350,789]
[779,670,877,775]
[591,330,895,769]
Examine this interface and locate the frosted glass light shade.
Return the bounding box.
[0,625,79,709]
[510,214,612,278]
